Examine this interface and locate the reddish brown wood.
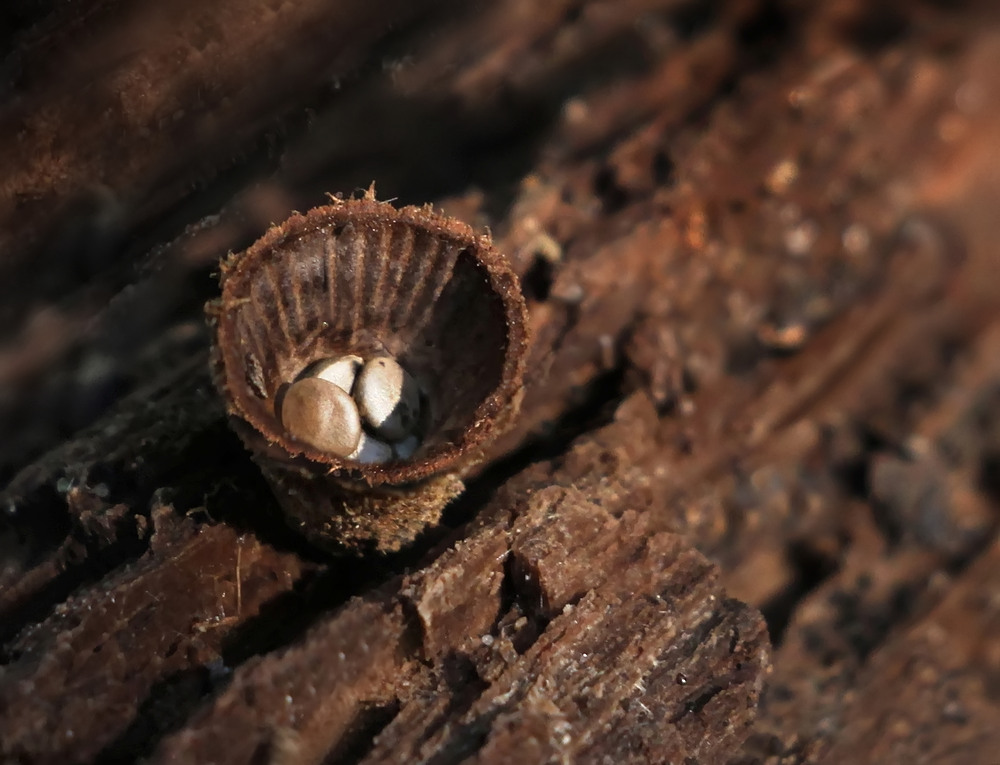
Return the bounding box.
[3,1,1000,763]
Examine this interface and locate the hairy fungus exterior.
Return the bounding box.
[208,194,529,553]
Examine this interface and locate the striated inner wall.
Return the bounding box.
[407,247,509,448]
[222,215,510,457]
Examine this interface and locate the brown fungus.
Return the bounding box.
[208,193,529,553]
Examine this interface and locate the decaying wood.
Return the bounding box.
[3,1,1000,763]
[150,492,766,764]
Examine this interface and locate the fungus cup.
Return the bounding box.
[208,192,529,553]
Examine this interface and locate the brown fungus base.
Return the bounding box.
[259,462,465,554]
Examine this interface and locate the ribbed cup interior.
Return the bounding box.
[212,199,526,485]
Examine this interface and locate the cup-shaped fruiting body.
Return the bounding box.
[208,195,529,553]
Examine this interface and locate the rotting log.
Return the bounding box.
[3,1,1000,763]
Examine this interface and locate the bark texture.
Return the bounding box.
[2,1,1000,763]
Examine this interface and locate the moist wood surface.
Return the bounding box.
[3,1,1000,763]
